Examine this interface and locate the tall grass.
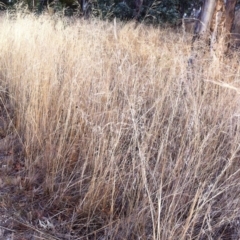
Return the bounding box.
[1,13,240,239]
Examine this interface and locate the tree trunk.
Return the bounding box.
[194,0,217,37]
[224,0,237,44]
[193,0,237,54]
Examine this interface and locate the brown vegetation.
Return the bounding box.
[0,13,240,239]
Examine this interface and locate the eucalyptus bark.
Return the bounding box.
[193,0,237,54]
[224,0,237,39]
[194,0,217,37]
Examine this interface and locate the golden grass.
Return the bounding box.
[1,13,240,239]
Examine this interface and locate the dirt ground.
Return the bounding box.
[0,102,31,240]
[0,103,67,239]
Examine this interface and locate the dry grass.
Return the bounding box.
[0,12,240,239]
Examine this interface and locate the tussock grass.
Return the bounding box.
[1,13,240,239]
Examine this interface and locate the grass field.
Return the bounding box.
[0,12,240,239]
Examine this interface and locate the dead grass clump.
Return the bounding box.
[0,13,240,239]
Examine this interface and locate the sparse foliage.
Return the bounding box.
[0,0,207,24]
